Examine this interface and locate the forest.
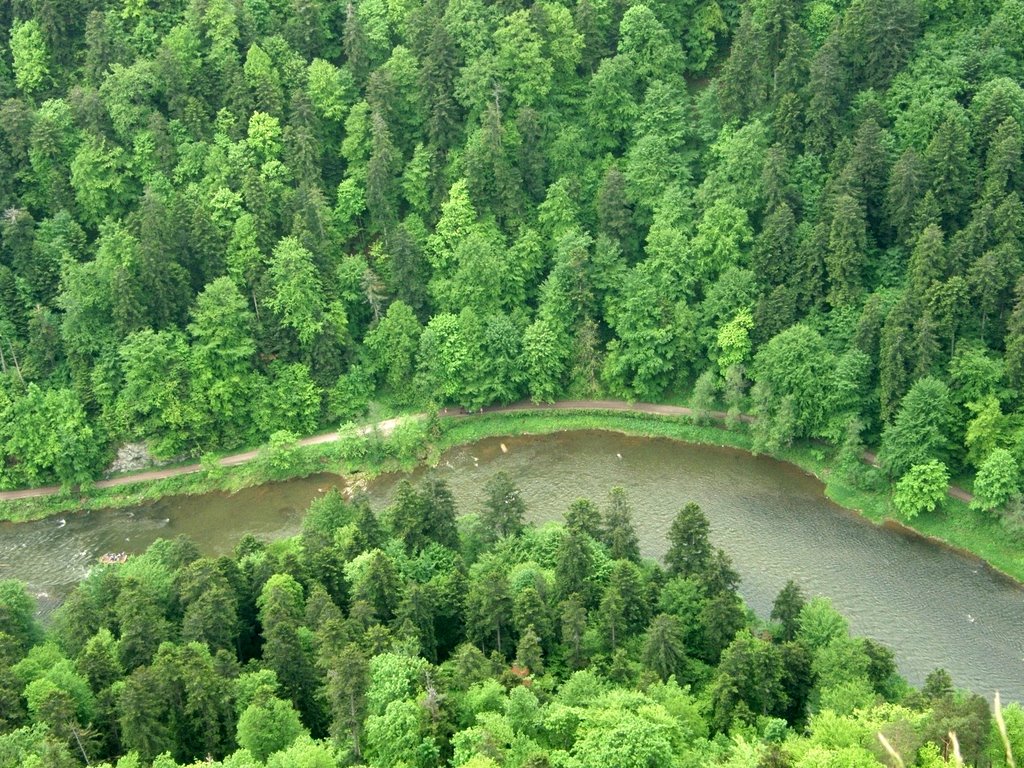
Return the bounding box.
[0,480,1020,767]
[4,0,1024,765]
[1,0,1024,529]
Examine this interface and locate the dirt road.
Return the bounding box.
[0,402,972,504]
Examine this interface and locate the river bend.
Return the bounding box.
[1,431,1020,699]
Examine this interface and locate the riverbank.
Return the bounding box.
[442,409,1024,585]
[2,404,1021,584]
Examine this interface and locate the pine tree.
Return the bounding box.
[907,224,947,305]
[825,193,868,308]
[352,551,400,623]
[419,15,460,159]
[753,202,797,288]
[387,480,431,553]
[1005,277,1024,390]
[258,574,322,725]
[394,583,438,661]
[564,498,602,539]
[769,580,805,642]
[559,595,588,670]
[642,614,688,682]
[366,109,399,235]
[181,582,239,655]
[323,643,370,759]
[466,564,514,655]
[886,147,925,244]
[116,582,170,671]
[75,629,122,694]
[879,294,915,421]
[555,529,594,605]
[925,114,976,229]
[515,625,544,675]
[352,502,384,555]
[665,502,713,578]
[119,666,173,761]
[841,0,920,89]
[601,486,640,562]
[597,584,627,652]
[913,311,941,378]
[423,477,460,550]
[804,33,847,154]
[845,118,891,233]
[480,472,526,542]
[513,586,552,649]
[343,1,370,85]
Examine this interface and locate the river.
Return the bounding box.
[1,430,1021,700]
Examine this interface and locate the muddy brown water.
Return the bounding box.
[1,431,1021,700]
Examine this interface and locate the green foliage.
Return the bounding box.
[752,325,834,447]
[365,699,438,768]
[642,614,688,681]
[364,300,422,402]
[70,136,130,228]
[266,237,326,347]
[522,318,571,403]
[709,630,786,732]
[797,597,848,652]
[770,580,806,643]
[0,581,41,656]
[0,2,1023,754]
[115,330,194,458]
[264,736,338,768]
[971,448,1021,513]
[236,697,306,762]
[880,378,956,479]
[253,364,321,439]
[0,0,1012,546]
[2,385,104,488]
[10,21,49,96]
[665,502,712,578]
[187,278,257,449]
[0,480,1016,768]
[480,472,526,543]
[893,461,950,519]
[716,309,754,375]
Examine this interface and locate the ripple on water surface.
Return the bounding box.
[369,431,1024,700]
[2,431,1022,699]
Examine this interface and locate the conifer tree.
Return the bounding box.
[665,502,712,578]
[601,487,640,562]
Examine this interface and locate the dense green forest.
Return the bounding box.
[2,0,1024,529]
[0,481,1020,767]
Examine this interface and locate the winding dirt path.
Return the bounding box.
[0,402,973,504]
[0,416,408,501]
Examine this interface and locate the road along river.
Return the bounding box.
[1,430,1021,699]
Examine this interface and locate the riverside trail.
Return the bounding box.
[0,401,973,503]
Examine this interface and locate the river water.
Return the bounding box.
[1,430,1021,700]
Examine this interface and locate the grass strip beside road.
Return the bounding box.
[1,405,1020,585]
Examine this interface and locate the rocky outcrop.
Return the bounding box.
[106,442,155,475]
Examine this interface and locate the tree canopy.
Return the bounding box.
[0,483,1007,767]
[0,0,1021,528]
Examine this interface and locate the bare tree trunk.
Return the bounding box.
[349,692,362,758]
[10,343,24,384]
[4,339,23,384]
[69,724,91,766]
